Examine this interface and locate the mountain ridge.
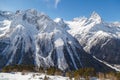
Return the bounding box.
[65,11,120,69]
[0,9,119,72]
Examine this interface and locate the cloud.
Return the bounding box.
[54,0,61,8]
[44,0,61,8]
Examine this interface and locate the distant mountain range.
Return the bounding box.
[0,9,120,72]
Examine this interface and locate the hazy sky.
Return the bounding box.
[0,0,120,21]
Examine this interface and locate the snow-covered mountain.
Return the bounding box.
[0,9,114,72]
[66,12,120,66]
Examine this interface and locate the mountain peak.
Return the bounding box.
[89,11,102,23]
[54,18,68,30]
[25,9,38,15]
[54,18,64,23]
[90,11,101,19]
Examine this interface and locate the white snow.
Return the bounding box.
[54,18,62,23]
[0,20,11,37]
[0,72,70,80]
[0,72,107,80]
[89,11,102,24]
[54,38,64,48]
[0,72,102,80]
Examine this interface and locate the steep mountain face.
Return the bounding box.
[66,12,120,65]
[0,9,114,72]
[54,18,70,31]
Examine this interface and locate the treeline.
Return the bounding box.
[2,65,35,72]
[1,65,120,80]
[36,66,63,75]
[96,72,120,80]
[66,68,120,80]
[66,68,96,80]
[1,65,63,75]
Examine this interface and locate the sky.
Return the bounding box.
[0,0,120,21]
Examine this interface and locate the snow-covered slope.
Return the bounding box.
[0,72,70,80]
[0,72,101,80]
[66,12,120,65]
